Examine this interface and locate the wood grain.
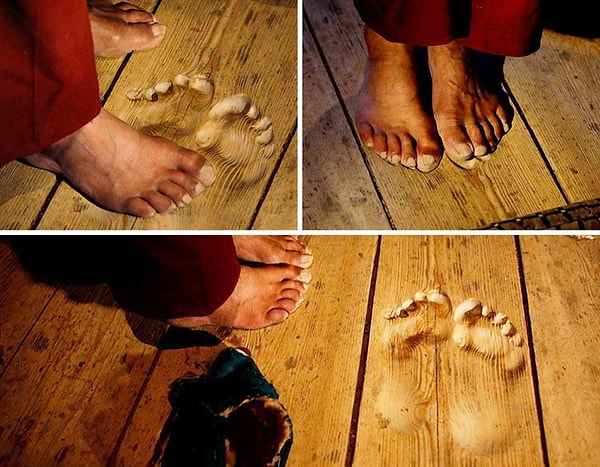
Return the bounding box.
[253,132,299,230]
[505,31,600,202]
[0,284,156,465]
[1,0,297,230]
[302,0,588,229]
[244,235,378,466]
[0,238,57,374]
[354,236,543,465]
[520,235,600,466]
[302,17,391,230]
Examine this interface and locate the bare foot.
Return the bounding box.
[429,42,513,168]
[355,26,442,172]
[88,0,166,57]
[23,109,216,217]
[167,265,312,330]
[232,235,313,268]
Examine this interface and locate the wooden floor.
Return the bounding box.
[2,235,599,466]
[0,0,297,231]
[303,0,600,230]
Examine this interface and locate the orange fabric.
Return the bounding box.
[353,0,543,56]
[0,0,101,162]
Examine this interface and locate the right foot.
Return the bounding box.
[167,264,312,330]
[232,235,314,268]
[23,109,216,217]
[355,27,442,172]
[89,0,166,57]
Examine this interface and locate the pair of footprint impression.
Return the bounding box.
[383,289,525,373]
[127,73,275,185]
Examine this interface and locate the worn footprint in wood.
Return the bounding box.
[451,298,525,373]
[195,94,275,185]
[128,73,215,136]
[377,289,452,433]
[448,298,527,456]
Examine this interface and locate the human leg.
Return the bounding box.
[0,1,215,217]
[352,0,542,169]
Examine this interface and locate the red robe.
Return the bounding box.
[353,0,543,56]
[107,236,242,320]
[0,0,101,163]
[13,235,241,320]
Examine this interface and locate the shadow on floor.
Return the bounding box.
[7,236,228,349]
[543,0,600,38]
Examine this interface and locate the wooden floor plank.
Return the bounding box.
[114,235,378,466]
[303,0,570,229]
[0,284,156,465]
[3,235,600,465]
[0,163,57,231]
[505,31,600,202]
[354,236,544,465]
[114,337,230,465]
[94,0,159,97]
[246,235,378,466]
[253,132,299,230]
[520,235,600,466]
[0,238,58,374]
[302,18,391,230]
[37,0,297,230]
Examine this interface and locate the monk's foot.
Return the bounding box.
[167,264,312,330]
[429,42,513,168]
[232,235,313,268]
[355,26,442,173]
[88,0,166,57]
[22,109,216,217]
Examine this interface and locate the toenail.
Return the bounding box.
[298,269,312,283]
[199,163,216,185]
[182,194,192,205]
[455,143,474,158]
[503,122,511,132]
[404,156,416,168]
[151,23,166,37]
[390,154,400,165]
[474,146,487,157]
[422,154,437,168]
[193,183,205,195]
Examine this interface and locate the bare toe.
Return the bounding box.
[355,27,442,172]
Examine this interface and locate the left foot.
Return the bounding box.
[429,42,513,168]
[232,236,313,268]
[88,0,166,57]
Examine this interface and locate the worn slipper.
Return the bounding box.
[153,347,293,466]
